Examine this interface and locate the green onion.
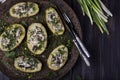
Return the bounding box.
[77,0,113,35]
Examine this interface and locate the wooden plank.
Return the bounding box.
[63,0,120,80]
[62,0,120,80]
[1,0,120,80]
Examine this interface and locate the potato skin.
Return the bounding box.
[9,2,39,18]
[27,23,47,55]
[0,24,25,51]
[47,45,68,71]
[14,56,42,73]
[45,7,65,35]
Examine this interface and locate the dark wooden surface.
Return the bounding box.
[0,0,120,80]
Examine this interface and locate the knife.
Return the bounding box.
[63,13,90,58]
[56,6,90,66]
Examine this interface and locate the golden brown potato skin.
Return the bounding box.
[9,2,39,18]
[47,45,68,71]
[45,7,65,35]
[27,23,47,55]
[0,24,25,51]
[14,56,42,73]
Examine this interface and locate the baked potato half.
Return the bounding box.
[27,23,47,55]
[0,24,25,51]
[14,56,42,73]
[45,7,65,35]
[9,2,39,18]
[47,45,68,71]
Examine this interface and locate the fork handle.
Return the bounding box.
[73,39,90,66]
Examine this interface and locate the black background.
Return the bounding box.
[0,0,120,80]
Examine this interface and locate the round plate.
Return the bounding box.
[0,0,82,80]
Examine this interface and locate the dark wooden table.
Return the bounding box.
[0,0,120,80]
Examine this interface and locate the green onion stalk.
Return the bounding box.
[77,0,113,35]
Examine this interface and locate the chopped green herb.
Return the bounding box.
[28,74,33,78]
[19,21,28,27]
[33,7,37,11]
[35,16,39,20]
[5,62,11,66]
[0,19,8,34]
[58,48,66,55]
[47,72,58,79]
[66,40,72,47]
[3,12,9,18]
[41,54,46,59]
[24,47,27,50]
[29,3,34,8]
[4,51,16,58]
[1,27,21,50]
[30,18,35,21]
[41,12,45,17]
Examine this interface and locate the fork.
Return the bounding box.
[56,6,91,66]
[63,13,90,58]
[63,13,90,66]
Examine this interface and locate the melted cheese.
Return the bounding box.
[47,45,68,71]
[46,7,65,35]
[27,23,47,55]
[9,2,39,18]
[28,26,45,51]
[14,56,42,73]
[0,24,25,51]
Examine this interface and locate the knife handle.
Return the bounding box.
[76,36,90,58]
[73,39,90,66]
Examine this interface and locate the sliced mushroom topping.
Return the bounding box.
[27,23,47,55]
[47,45,68,71]
[9,2,39,18]
[14,56,42,73]
[13,3,34,15]
[0,24,25,51]
[17,56,37,70]
[28,26,45,51]
[1,27,22,48]
[51,47,67,67]
[46,7,65,35]
[47,12,62,32]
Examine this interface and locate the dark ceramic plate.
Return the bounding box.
[0,0,82,80]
